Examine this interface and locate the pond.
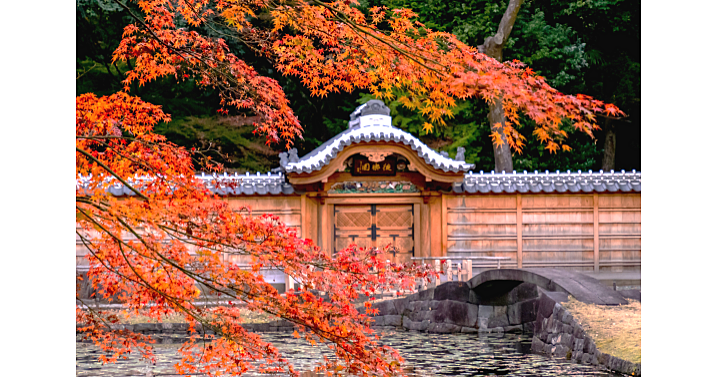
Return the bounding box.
[77,331,618,377]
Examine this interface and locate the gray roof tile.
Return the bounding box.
[459,170,641,194]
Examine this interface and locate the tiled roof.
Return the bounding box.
[77,172,293,197]
[454,170,641,194]
[197,172,294,195]
[281,100,474,174]
[80,170,641,197]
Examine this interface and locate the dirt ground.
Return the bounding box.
[108,307,278,325]
[562,296,641,364]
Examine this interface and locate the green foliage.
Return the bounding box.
[154,116,280,173]
[371,0,639,171]
[76,0,639,172]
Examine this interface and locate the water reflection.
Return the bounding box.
[77,331,618,376]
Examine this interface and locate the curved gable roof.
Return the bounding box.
[282,101,474,174]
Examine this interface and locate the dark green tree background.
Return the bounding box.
[76,0,639,173]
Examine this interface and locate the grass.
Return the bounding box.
[562,296,641,364]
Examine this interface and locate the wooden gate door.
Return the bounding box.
[334,204,414,264]
[334,205,373,252]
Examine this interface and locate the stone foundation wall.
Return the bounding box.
[531,291,641,376]
[369,282,539,334]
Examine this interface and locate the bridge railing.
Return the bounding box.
[410,256,512,290]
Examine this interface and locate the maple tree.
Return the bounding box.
[77,0,624,376]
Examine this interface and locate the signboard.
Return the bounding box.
[352,156,396,176]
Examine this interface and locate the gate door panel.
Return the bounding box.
[375,204,414,264]
[334,204,414,264]
[334,206,373,252]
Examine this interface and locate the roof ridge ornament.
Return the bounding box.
[359,99,390,117]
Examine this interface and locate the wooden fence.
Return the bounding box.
[445,193,640,272]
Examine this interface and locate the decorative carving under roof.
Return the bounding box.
[360,151,392,163]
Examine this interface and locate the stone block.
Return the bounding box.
[537,294,557,319]
[546,333,556,345]
[590,354,600,366]
[478,317,489,329]
[554,345,569,358]
[434,282,471,302]
[580,353,591,364]
[531,337,544,353]
[553,305,563,318]
[572,325,585,339]
[562,324,573,335]
[494,305,507,317]
[520,299,539,324]
[404,292,420,302]
[407,301,421,313]
[407,309,427,321]
[393,298,409,316]
[620,289,641,302]
[542,343,553,355]
[460,326,478,333]
[573,338,585,351]
[404,318,429,332]
[538,326,548,341]
[468,290,480,304]
[504,325,522,333]
[506,282,539,304]
[548,317,562,334]
[427,322,461,334]
[507,303,520,325]
[572,350,583,361]
[597,351,609,365]
[557,333,573,347]
[478,305,493,318]
[371,316,385,326]
[487,314,509,329]
[560,311,573,324]
[428,300,478,327]
[373,300,397,316]
[383,315,403,327]
[583,338,597,355]
[416,288,435,301]
[523,321,534,334]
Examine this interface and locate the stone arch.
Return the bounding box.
[467,268,627,305]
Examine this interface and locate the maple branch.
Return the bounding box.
[76,147,149,200]
[312,0,445,75]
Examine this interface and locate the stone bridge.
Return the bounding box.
[369,268,640,375]
[467,268,628,306]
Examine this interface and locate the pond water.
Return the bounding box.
[77,331,618,377]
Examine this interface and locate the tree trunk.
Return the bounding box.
[478,0,524,173]
[488,95,513,172]
[601,118,616,171]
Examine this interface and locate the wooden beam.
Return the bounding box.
[593,192,600,272]
[420,202,430,257]
[413,203,421,259]
[516,193,523,268]
[440,195,447,257]
[325,196,422,205]
[300,194,307,239]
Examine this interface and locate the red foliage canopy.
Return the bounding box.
[77,1,622,376]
